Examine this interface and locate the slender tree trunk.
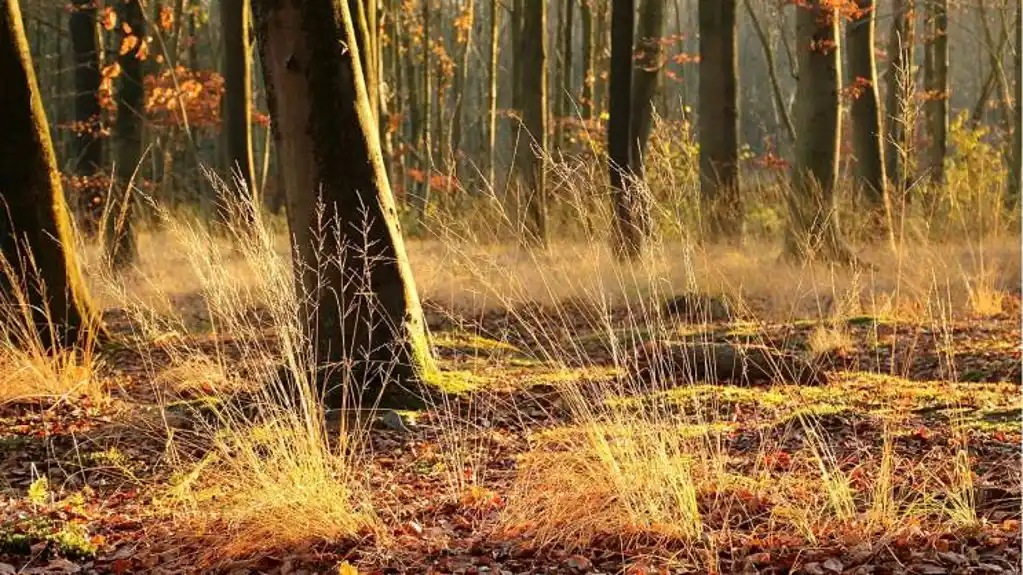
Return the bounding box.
[608,0,641,258]
[786,0,854,262]
[517,0,547,246]
[580,0,594,120]
[221,0,258,204]
[1010,0,1021,207]
[416,0,434,225]
[885,0,914,197]
[743,0,794,143]
[450,0,475,174]
[69,0,104,235]
[106,0,146,269]
[923,0,948,186]
[349,0,378,121]
[555,0,573,147]
[699,0,741,240]
[511,0,522,114]
[629,0,663,181]
[1,0,99,347]
[594,0,608,119]
[252,0,437,409]
[487,0,499,185]
[845,0,891,241]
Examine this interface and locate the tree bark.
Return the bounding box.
[555,0,573,147]
[252,0,437,409]
[884,0,914,198]
[629,0,663,180]
[580,0,594,120]
[487,0,499,185]
[517,0,547,246]
[923,0,948,186]
[221,0,258,204]
[699,0,741,240]
[0,0,98,347]
[786,0,854,262]
[845,0,891,242]
[608,0,641,258]
[1010,0,1021,207]
[450,0,475,174]
[69,0,104,235]
[106,0,146,269]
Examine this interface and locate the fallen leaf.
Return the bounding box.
[822,558,843,573]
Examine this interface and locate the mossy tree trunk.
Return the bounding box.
[69,0,104,235]
[221,0,258,205]
[845,0,892,243]
[0,0,98,348]
[608,0,641,259]
[884,0,914,203]
[106,0,145,269]
[252,0,437,409]
[786,0,855,262]
[516,0,547,247]
[698,0,741,240]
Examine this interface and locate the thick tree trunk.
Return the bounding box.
[629,0,663,181]
[106,0,146,269]
[487,0,499,185]
[580,0,593,120]
[69,0,104,235]
[608,0,641,258]
[0,0,98,347]
[923,0,948,186]
[845,0,891,242]
[252,0,437,409]
[786,0,854,262]
[698,0,741,240]
[221,0,258,203]
[884,0,914,199]
[517,0,547,246]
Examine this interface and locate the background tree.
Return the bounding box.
[1010,0,1021,207]
[923,0,949,186]
[844,0,890,241]
[786,0,852,262]
[221,0,257,202]
[106,0,146,268]
[516,0,547,246]
[1,0,97,347]
[698,0,740,240]
[884,0,914,199]
[69,0,104,235]
[607,0,641,258]
[252,0,436,409]
[629,0,664,180]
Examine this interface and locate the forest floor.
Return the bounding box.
[0,238,1021,574]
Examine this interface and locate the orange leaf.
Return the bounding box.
[121,21,132,35]
[119,35,139,56]
[159,6,174,31]
[100,7,117,30]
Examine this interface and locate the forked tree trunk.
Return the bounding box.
[786,0,855,262]
[884,0,914,199]
[845,0,891,242]
[106,0,146,269]
[517,0,547,246]
[0,0,98,347]
[221,0,258,203]
[608,0,641,259]
[252,0,437,409]
[923,0,948,186]
[69,0,104,235]
[698,0,741,240]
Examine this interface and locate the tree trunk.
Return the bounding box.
[743,0,795,143]
[252,0,437,409]
[416,0,434,226]
[450,0,475,174]
[1,0,98,347]
[923,0,948,186]
[555,0,573,147]
[349,0,378,121]
[1010,0,1021,208]
[517,0,547,246]
[69,0,104,235]
[845,0,891,242]
[629,0,663,181]
[786,0,854,262]
[221,0,258,204]
[106,0,146,269]
[580,0,593,120]
[884,0,914,199]
[487,0,499,185]
[698,0,741,240]
[608,0,641,258]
